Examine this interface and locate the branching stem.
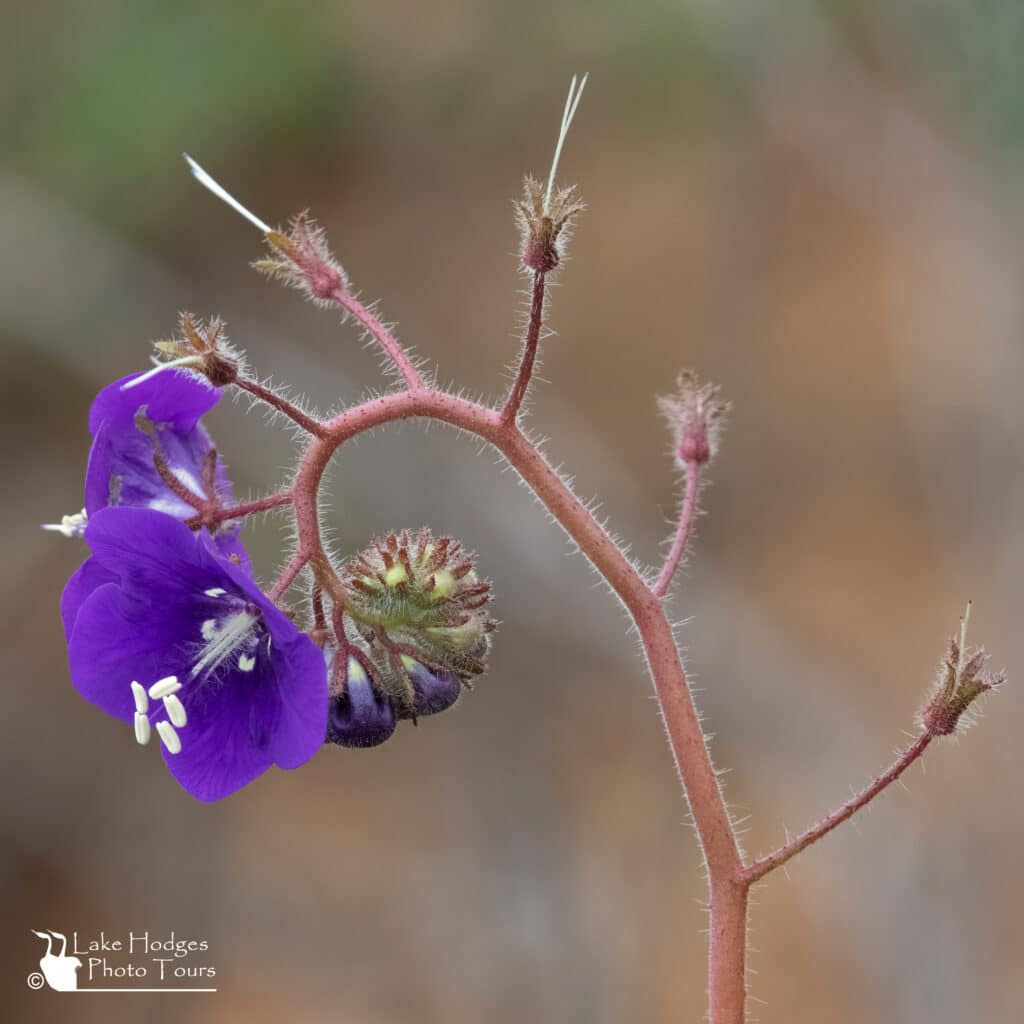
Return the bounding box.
[185,490,293,529]
[743,732,933,885]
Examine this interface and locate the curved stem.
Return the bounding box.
[327,288,425,391]
[501,271,546,424]
[652,462,701,598]
[743,732,932,885]
[185,490,293,529]
[289,388,746,1020]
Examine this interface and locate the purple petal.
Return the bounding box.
[69,507,327,801]
[68,582,190,722]
[88,371,220,436]
[84,415,227,518]
[60,557,117,643]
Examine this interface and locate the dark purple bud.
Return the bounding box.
[402,655,462,716]
[327,656,396,748]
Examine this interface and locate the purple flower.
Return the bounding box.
[403,657,462,716]
[64,507,327,801]
[84,370,245,561]
[326,656,396,748]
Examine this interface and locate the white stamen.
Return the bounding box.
[163,693,188,728]
[148,675,181,700]
[190,611,258,679]
[204,587,227,598]
[41,509,88,539]
[134,712,152,746]
[545,72,589,210]
[130,681,149,715]
[121,355,203,391]
[184,154,272,234]
[201,619,218,641]
[238,653,256,672]
[156,720,182,755]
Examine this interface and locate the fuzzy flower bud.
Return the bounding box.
[254,213,348,305]
[516,178,585,274]
[658,370,728,468]
[920,605,1003,737]
[342,528,496,719]
[140,313,240,389]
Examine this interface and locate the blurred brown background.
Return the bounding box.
[3,2,1023,1021]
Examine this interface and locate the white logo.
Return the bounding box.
[28,931,82,991]
[26,928,217,992]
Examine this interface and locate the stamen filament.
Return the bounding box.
[122,355,205,391]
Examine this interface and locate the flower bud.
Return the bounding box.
[254,213,347,305]
[326,654,396,748]
[402,655,462,716]
[146,313,240,388]
[920,607,1003,737]
[658,370,728,468]
[515,178,585,274]
[342,529,496,719]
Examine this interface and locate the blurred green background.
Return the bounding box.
[4,1,1023,1021]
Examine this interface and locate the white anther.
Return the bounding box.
[184,154,272,233]
[545,72,589,209]
[163,693,188,728]
[148,675,181,700]
[156,720,182,755]
[238,653,256,672]
[204,587,227,598]
[41,509,88,538]
[130,681,149,715]
[134,712,152,746]
[201,619,218,641]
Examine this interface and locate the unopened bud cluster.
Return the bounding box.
[326,529,496,748]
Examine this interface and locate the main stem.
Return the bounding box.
[289,389,747,1021]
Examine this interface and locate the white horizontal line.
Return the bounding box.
[73,988,218,993]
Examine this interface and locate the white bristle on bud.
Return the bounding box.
[184,154,272,234]
[545,72,589,210]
